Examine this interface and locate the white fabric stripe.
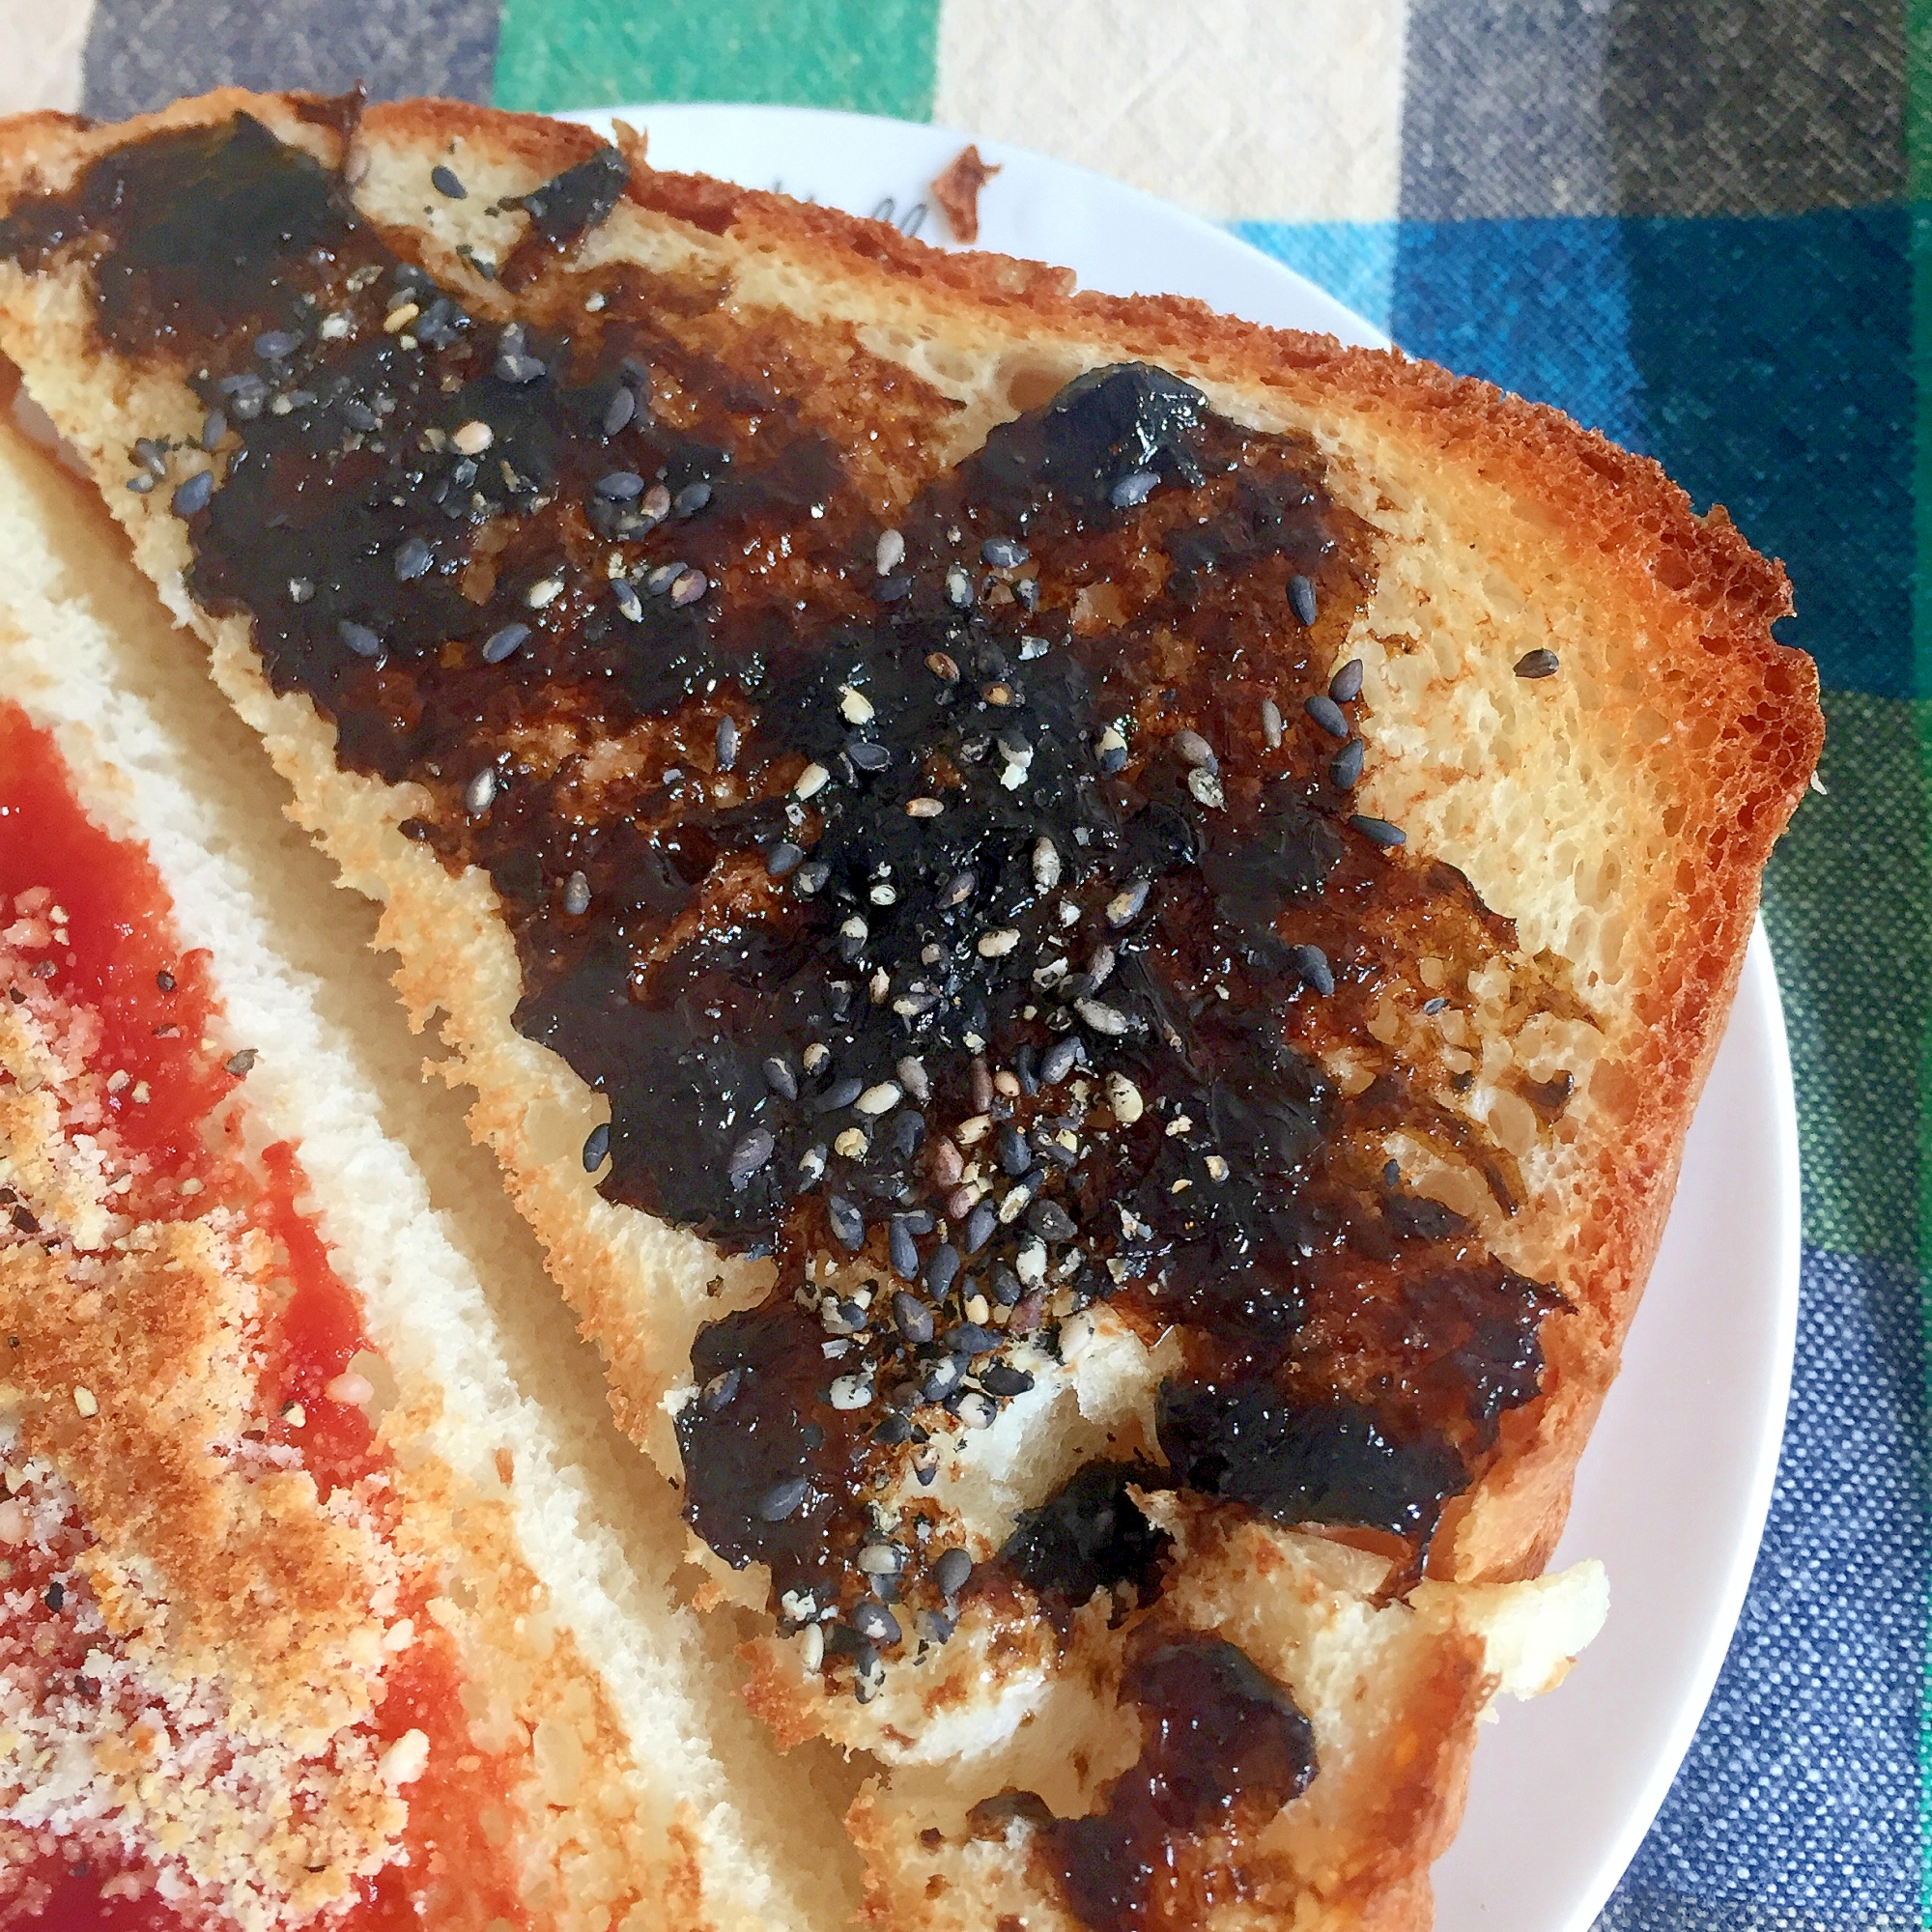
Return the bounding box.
[0,0,92,113]
[934,0,1408,224]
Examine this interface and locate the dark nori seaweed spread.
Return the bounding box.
[1,112,1577,1880]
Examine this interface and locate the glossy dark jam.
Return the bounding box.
[1,115,1573,1692]
[975,1631,1318,1932]
[0,708,528,1932]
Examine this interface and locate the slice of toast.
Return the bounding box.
[0,90,1817,1930]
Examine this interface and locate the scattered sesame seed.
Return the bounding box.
[1106,881,1149,926]
[431,162,469,199]
[1106,1072,1144,1122]
[876,528,906,575]
[932,1548,973,1597]
[525,577,564,609]
[640,483,671,522]
[201,410,227,451]
[727,1129,776,1189]
[1075,997,1129,1037]
[766,840,806,877]
[924,1243,960,1296]
[757,1477,810,1522]
[563,870,591,916]
[254,330,298,360]
[1330,739,1366,787]
[670,568,710,607]
[601,386,636,436]
[978,928,1021,958]
[828,1195,866,1250]
[338,620,383,659]
[582,1122,611,1171]
[849,739,892,772]
[674,480,713,517]
[906,796,945,819]
[224,1048,258,1076]
[956,1391,996,1430]
[1305,693,1350,739]
[465,767,497,814]
[1039,1037,1082,1085]
[1095,725,1128,775]
[942,868,978,906]
[1423,995,1449,1015]
[450,418,495,457]
[926,650,960,683]
[1329,658,1365,702]
[127,472,156,494]
[171,470,213,516]
[1290,944,1336,996]
[1187,767,1224,809]
[716,715,740,771]
[1110,468,1159,508]
[800,1623,826,1670]
[851,1601,900,1644]
[1289,574,1319,626]
[394,535,433,582]
[1173,729,1214,768]
[1516,648,1561,679]
[945,563,975,608]
[1350,814,1406,848]
[384,301,420,334]
[981,536,1029,568]
[1261,697,1284,749]
[72,1386,99,1418]
[595,469,645,500]
[857,1082,902,1116]
[964,1200,998,1253]
[796,762,831,799]
[838,684,875,724]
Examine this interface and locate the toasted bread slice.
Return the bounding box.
[0,90,1816,1930]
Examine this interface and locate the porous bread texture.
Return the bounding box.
[0,89,1817,1931]
[0,413,850,1932]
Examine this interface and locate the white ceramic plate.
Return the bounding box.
[564,102,1800,1932]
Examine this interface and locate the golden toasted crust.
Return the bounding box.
[0,86,1816,1932]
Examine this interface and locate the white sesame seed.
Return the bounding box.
[838,684,875,724]
[906,796,944,818]
[72,1386,98,1418]
[451,419,494,454]
[526,576,563,609]
[796,761,831,799]
[835,1126,870,1158]
[799,1622,825,1670]
[856,1082,902,1115]
[956,1392,996,1430]
[1059,1311,1096,1362]
[319,312,352,340]
[1106,1073,1145,1123]
[857,1541,902,1572]
[830,1376,874,1411]
[875,528,905,575]
[1206,1154,1230,1180]
[384,302,420,333]
[1188,767,1225,810]
[1033,838,1061,890]
[1075,997,1129,1037]
[955,1114,991,1146]
[977,928,1021,958]
[465,767,497,814]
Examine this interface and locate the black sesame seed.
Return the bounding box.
[1289,574,1319,626]
[998,1125,1031,1178]
[1330,738,1366,787]
[894,1292,935,1344]
[990,1265,1023,1306]
[1014,1043,1039,1096]
[1027,1199,1077,1242]
[816,1075,865,1113]
[254,329,298,360]
[874,573,913,604]
[338,396,380,432]
[1350,814,1406,848]
[873,1412,914,1446]
[848,739,892,773]
[980,1365,1035,1398]
[201,410,226,451]
[727,1129,776,1188]
[337,620,383,659]
[1329,658,1365,703]
[595,470,645,500]
[1038,1037,1081,1086]
[394,535,433,581]
[766,839,806,877]
[941,869,978,906]
[795,860,831,895]
[674,480,713,516]
[827,1196,866,1250]
[950,1322,998,1356]
[171,470,213,516]
[763,1055,798,1100]
[483,630,537,676]
[1110,469,1159,508]
[1516,648,1561,679]
[931,1548,973,1598]
[582,1122,611,1171]
[756,1477,810,1522]
[893,1111,924,1158]
[923,1357,962,1400]
[1290,944,1336,997]
[924,1243,960,1297]
[700,1367,743,1411]
[612,578,643,621]
[945,563,975,608]
[601,385,637,435]
[981,536,1030,569]
[715,715,740,771]
[890,1218,921,1280]
[1423,995,1449,1015]
[963,1201,998,1254]
[563,870,591,917]
[1304,693,1349,739]
[851,1602,901,1646]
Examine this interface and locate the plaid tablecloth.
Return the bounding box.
[5,4,1920,1925]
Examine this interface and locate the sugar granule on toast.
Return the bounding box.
[0,91,1818,1931]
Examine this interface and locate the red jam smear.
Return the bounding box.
[0,706,528,1932]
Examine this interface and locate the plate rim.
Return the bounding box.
[552,97,1799,1927]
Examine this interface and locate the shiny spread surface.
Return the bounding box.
[1,109,1581,1918]
[0,706,528,1931]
